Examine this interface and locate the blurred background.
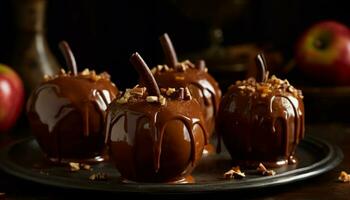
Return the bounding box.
[1,0,350,123]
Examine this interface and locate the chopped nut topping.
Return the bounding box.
[151,67,157,74]
[68,162,92,171]
[163,65,170,71]
[233,72,303,99]
[166,88,176,96]
[43,74,50,81]
[81,68,90,76]
[69,162,80,172]
[159,95,166,105]
[287,86,295,93]
[178,64,187,72]
[81,164,92,171]
[157,65,163,72]
[60,68,66,74]
[224,166,245,179]
[89,172,108,181]
[338,171,350,183]
[116,97,128,104]
[130,87,146,96]
[257,163,276,176]
[146,96,159,103]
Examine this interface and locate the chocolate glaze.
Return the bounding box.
[216,76,304,168]
[151,62,221,143]
[105,86,206,183]
[27,70,118,163]
[157,34,221,140]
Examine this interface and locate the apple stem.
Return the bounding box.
[160,33,178,68]
[256,53,268,82]
[59,41,78,76]
[130,52,160,97]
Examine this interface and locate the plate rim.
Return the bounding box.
[0,135,343,194]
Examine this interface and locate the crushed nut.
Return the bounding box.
[159,95,166,105]
[163,65,170,71]
[151,67,157,74]
[287,86,295,93]
[178,64,187,72]
[60,68,66,74]
[116,97,128,104]
[234,72,302,99]
[166,88,176,96]
[146,96,159,103]
[43,74,50,81]
[257,163,276,176]
[81,163,92,171]
[182,60,195,68]
[81,68,90,76]
[224,166,245,179]
[89,172,108,181]
[338,171,350,183]
[157,65,163,72]
[69,162,80,172]
[130,87,146,96]
[237,85,246,90]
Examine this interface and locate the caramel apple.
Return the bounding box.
[26,41,118,163]
[216,53,304,168]
[105,53,207,183]
[150,33,221,154]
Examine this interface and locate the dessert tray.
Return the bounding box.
[0,135,343,194]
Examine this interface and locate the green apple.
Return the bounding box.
[0,64,24,132]
[295,20,350,85]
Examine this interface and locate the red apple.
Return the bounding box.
[0,64,24,132]
[295,20,350,85]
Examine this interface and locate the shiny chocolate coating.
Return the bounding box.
[151,61,221,137]
[216,77,304,167]
[27,70,118,163]
[105,87,206,183]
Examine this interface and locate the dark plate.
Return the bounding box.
[0,136,343,194]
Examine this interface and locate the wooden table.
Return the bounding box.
[0,123,349,199]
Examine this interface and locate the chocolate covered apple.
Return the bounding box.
[105,53,207,183]
[27,41,118,163]
[150,33,221,154]
[216,53,304,167]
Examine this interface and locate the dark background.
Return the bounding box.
[1,0,350,89]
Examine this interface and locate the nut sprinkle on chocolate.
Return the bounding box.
[224,166,246,179]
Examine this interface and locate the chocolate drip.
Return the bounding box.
[217,86,304,167]
[153,67,221,136]
[160,33,178,68]
[106,96,206,183]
